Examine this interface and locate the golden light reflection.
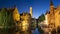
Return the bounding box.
[22,21,29,31]
[22,21,26,26]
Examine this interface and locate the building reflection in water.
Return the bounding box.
[19,12,31,34]
[15,7,32,34]
[22,21,29,31]
[0,6,41,34]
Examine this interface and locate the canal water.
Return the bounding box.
[32,28,40,34]
[20,28,41,34]
[0,28,41,34]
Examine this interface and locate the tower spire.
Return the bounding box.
[50,0,53,6]
[30,7,32,17]
[50,0,54,14]
[50,0,54,10]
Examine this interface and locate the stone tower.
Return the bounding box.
[30,7,32,17]
[50,0,55,28]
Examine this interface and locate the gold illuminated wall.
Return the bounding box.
[13,7,20,22]
[45,12,50,25]
[55,6,60,28]
[45,1,60,29]
[20,13,31,31]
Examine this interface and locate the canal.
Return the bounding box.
[0,28,42,34]
[32,28,40,34]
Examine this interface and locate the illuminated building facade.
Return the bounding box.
[0,6,32,34]
[20,12,31,31]
[20,7,32,32]
[13,6,20,22]
[45,0,60,29]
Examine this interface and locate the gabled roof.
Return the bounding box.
[45,10,50,15]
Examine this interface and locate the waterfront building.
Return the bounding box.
[20,7,32,32]
[20,12,31,31]
[0,6,32,34]
[45,0,60,30]
[13,6,20,22]
[31,18,37,30]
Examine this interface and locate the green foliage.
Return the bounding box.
[38,14,45,22]
[0,8,14,27]
[38,14,45,33]
[0,8,15,34]
[0,8,6,26]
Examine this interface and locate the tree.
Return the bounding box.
[0,8,15,34]
[38,14,45,22]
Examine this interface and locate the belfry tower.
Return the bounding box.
[30,7,32,17]
[50,0,55,28]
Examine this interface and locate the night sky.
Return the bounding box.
[0,0,60,18]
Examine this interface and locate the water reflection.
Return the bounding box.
[0,22,43,34]
[0,27,43,34]
[32,28,40,34]
[15,28,41,34]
